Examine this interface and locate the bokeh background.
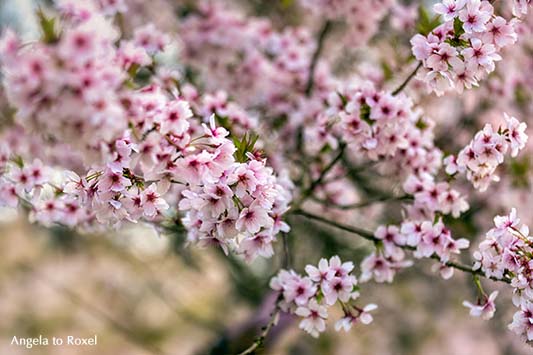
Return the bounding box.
[1,0,533,354]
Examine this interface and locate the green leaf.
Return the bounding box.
[445,37,469,47]
[337,92,348,108]
[127,63,140,78]
[453,17,465,37]
[11,155,24,168]
[36,8,60,44]
[416,6,441,36]
[214,113,231,132]
[444,18,467,47]
[233,132,260,163]
[360,102,373,126]
[415,118,428,130]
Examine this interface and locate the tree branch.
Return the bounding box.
[311,194,413,210]
[297,142,346,206]
[392,62,422,96]
[305,20,333,97]
[292,209,511,284]
[237,301,281,355]
[293,209,378,241]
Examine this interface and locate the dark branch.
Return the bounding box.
[237,300,281,355]
[298,142,346,206]
[311,194,413,210]
[293,209,511,284]
[305,20,333,97]
[392,62,422,96]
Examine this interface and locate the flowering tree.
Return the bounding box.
[0,0,532,353]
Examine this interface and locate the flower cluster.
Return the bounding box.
[361,218,470,283]
[0,6,131,160]
[270,256,376,337]
[0,95,291,259]
[332,82,441,176]
[360,249,413,284]
[0,2,292,262]
[411,0,519,95]
[319,79,473,283]
[179,2,318,115]
[403,173,469,219]
[472,209,533,339]
[444,114,528,191]
[199,90,259,136]
[179,135,292,261]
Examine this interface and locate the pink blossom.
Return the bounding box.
[133,23,169,54]
[305,257,334,284]
[335,303,378,331]
[295,299,328,338]
[322,276,357,305]
[157,100,192,136]
[504,113,528,157]
[236,201,274,234]
[141,184,169,218]
[458,0,492,33]
[433,0,467,22]
[483,17,518,48]
[462,38,501,73]
[463,291,498,320]
[410,34,432,61]
[98,168,130,192]
[283,276,316,306]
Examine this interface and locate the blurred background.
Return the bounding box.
[1,0,533,354]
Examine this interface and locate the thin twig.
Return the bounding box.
[293,209,511,284]
[311,194,412,210]
[237,302,281,355]
[298,142,346,206]
[392,62,422,96]
[293,209,377,241]
[305,20,333,97]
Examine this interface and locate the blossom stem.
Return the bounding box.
[293,209,512,284]
[473,274,487,298]
[305,20,333,97]
[85,171,103,181]
[392,62,422,96]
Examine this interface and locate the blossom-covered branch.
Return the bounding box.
[293,209,511,284]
